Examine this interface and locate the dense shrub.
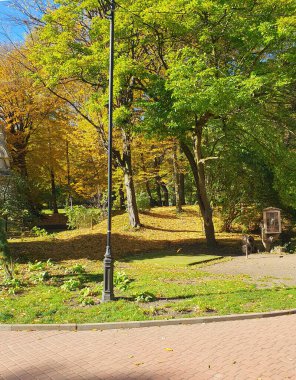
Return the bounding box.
[0,218,13,279]
[136,192,151,212]
[0,174,39,233]
[65,206,102,229]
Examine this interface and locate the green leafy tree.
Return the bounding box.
[26,1,143,227]
[136,0,296,245]
[10,0,296,242]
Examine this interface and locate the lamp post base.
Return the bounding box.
[102,248,114,302]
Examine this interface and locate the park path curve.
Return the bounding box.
[0,314,296,379]
[200,254,296,287]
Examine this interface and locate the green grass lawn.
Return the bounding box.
[1,253,296,324]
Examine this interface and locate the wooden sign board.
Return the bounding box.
[263,207,281,234]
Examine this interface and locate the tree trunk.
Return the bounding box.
[122,130,140,228]
[11,148,39,215]
[140,153,156,206]
[202,207,216,246]
[145,180,156,207]
[173,145,182,213]
[12,150,28,178]
[193,116,216,246]
[179,173,185,205]
[66,140,71,204]
[119,184,125,210]
[156,175,169,206]
[155,179,162,206]
[180,122,216,247]
[180,142,199,195]
[124,168,140,227]
[50,169,59,214]
[7,121,30,178]
[161,182,169,206]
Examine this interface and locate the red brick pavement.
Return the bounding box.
[0,315,296,379]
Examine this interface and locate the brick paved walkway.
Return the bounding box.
[0,315,296,380]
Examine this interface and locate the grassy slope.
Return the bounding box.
[9,206,241,261]
[2,206,295,324]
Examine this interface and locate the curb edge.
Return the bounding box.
[1,309,296,332]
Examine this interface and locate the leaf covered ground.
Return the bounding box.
[9,206,239,261]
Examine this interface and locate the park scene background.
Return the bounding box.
[0,0,296,324]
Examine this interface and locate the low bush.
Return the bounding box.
[285,238,296,254]
[114,271,131,291]
[136,192,151,212]
[135,292,156,303]
[28,261,47,271]
[3,278,23,295]
[71,264,86,274]
[65,206,103,229]
[60,278,81,291]
[31,226,48,237]
[29,271,50,284]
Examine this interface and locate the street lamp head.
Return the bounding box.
[98,0,115,18]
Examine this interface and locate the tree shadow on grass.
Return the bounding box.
[10,231,242,263]
[122,240,242,264]
[49,272,104,284]
[141,210,178,219]
[117,286,294,307]
[116,294,197,302]
[143,225,199,233]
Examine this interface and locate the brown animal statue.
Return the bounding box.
[260,224,277,252]
[241,235,256,258]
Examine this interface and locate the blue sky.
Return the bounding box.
[0,0,28,43]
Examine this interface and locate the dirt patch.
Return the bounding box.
[199,253,296,287]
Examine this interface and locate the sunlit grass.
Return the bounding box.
[1,255,296,324]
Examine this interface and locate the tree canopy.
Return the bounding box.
[0,0,295,241]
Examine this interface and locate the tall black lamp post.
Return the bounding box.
[102,0,115,302]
